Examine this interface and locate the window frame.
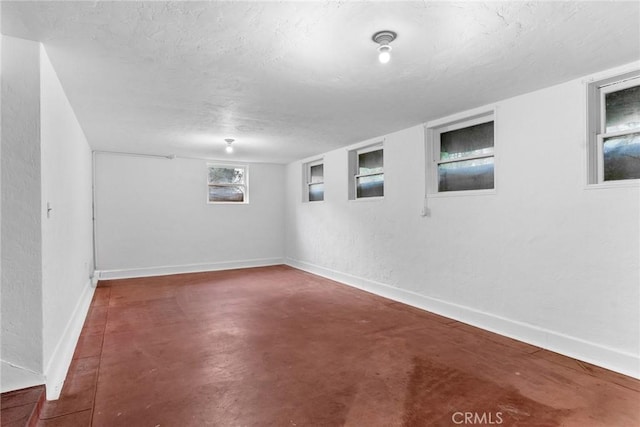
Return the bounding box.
[426,110,496,196]
[587,70,640,186]
[206,163,249,204]
[349,143,384,200]
[304,158,324,202]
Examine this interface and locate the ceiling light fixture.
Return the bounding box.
[372,30,397,64]
[225,138,234,153]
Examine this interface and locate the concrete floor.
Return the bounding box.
[31,265,639,426]
[1,385,45,427]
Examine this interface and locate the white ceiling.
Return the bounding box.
[2,1,639,164]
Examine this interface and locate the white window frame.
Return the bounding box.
[349,143,384,200]
[587,71,640,186]
[206,163,249,204]
[426,110,496,196]
[304,159,324,202]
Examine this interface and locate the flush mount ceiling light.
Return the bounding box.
[225,138,235,153]
[372,30,397,64]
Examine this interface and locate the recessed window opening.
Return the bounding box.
[351,144,384,199]
[587,72,640,183]
[427,112,495,194]
[304,159,324,202]
[207,164,248,203]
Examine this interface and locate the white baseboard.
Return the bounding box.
[97,257,285,280]
[286,258,640,380]
[43,277,96,400]
[0,360,44,393]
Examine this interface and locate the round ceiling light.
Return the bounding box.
[225,138,234,153]
[372,30,397,64]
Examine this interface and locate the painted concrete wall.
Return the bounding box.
[1,36,44,389]
[95,154,285,276]
[1,37,95,397]
[0,32,2,392]
[0,32,2,391]
[285,62,640,378]
[40,45,95,392]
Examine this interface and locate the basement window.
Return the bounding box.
[587,71,640,184]
[207,164,248,203]
[349,144,384,199]
[427,112,495,194]
[304,159,324,202]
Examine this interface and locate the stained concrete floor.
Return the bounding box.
[33,266,639,426]
[1,385,45,426]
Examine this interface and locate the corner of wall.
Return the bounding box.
[38,39,97,400]
[1,360,45,393]
[43,278,95,400]
[1,34,45,394]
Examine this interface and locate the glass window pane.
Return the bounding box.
[310,164,323,183]
[208,167,244,184]
[603,132,640,181]
[208,185,245,202]
[309,183,324,201]
[358,149,383,175]
[441,121,494,160]
[605,85,640,133]
[438,157,494,192]
[356,174,384,198]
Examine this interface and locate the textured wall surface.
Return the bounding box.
[1,36,43,380]
[95,155,285,272]
[40,45,94,372]
[285,62,640,376]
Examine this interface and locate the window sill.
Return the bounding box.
[207,201,250,205]
[427,189,496,198]
[349,196,384,202]
[585,180,640,190]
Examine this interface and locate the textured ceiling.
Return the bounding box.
[2,1,639,163]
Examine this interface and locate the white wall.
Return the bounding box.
[40,46,95,399]
[0,37,95,398]
[285,62,640,378]
[0,32,2,394]
[95,154,285,277]
[1,36,44,391]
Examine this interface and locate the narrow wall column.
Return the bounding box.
[1,36,44,390]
